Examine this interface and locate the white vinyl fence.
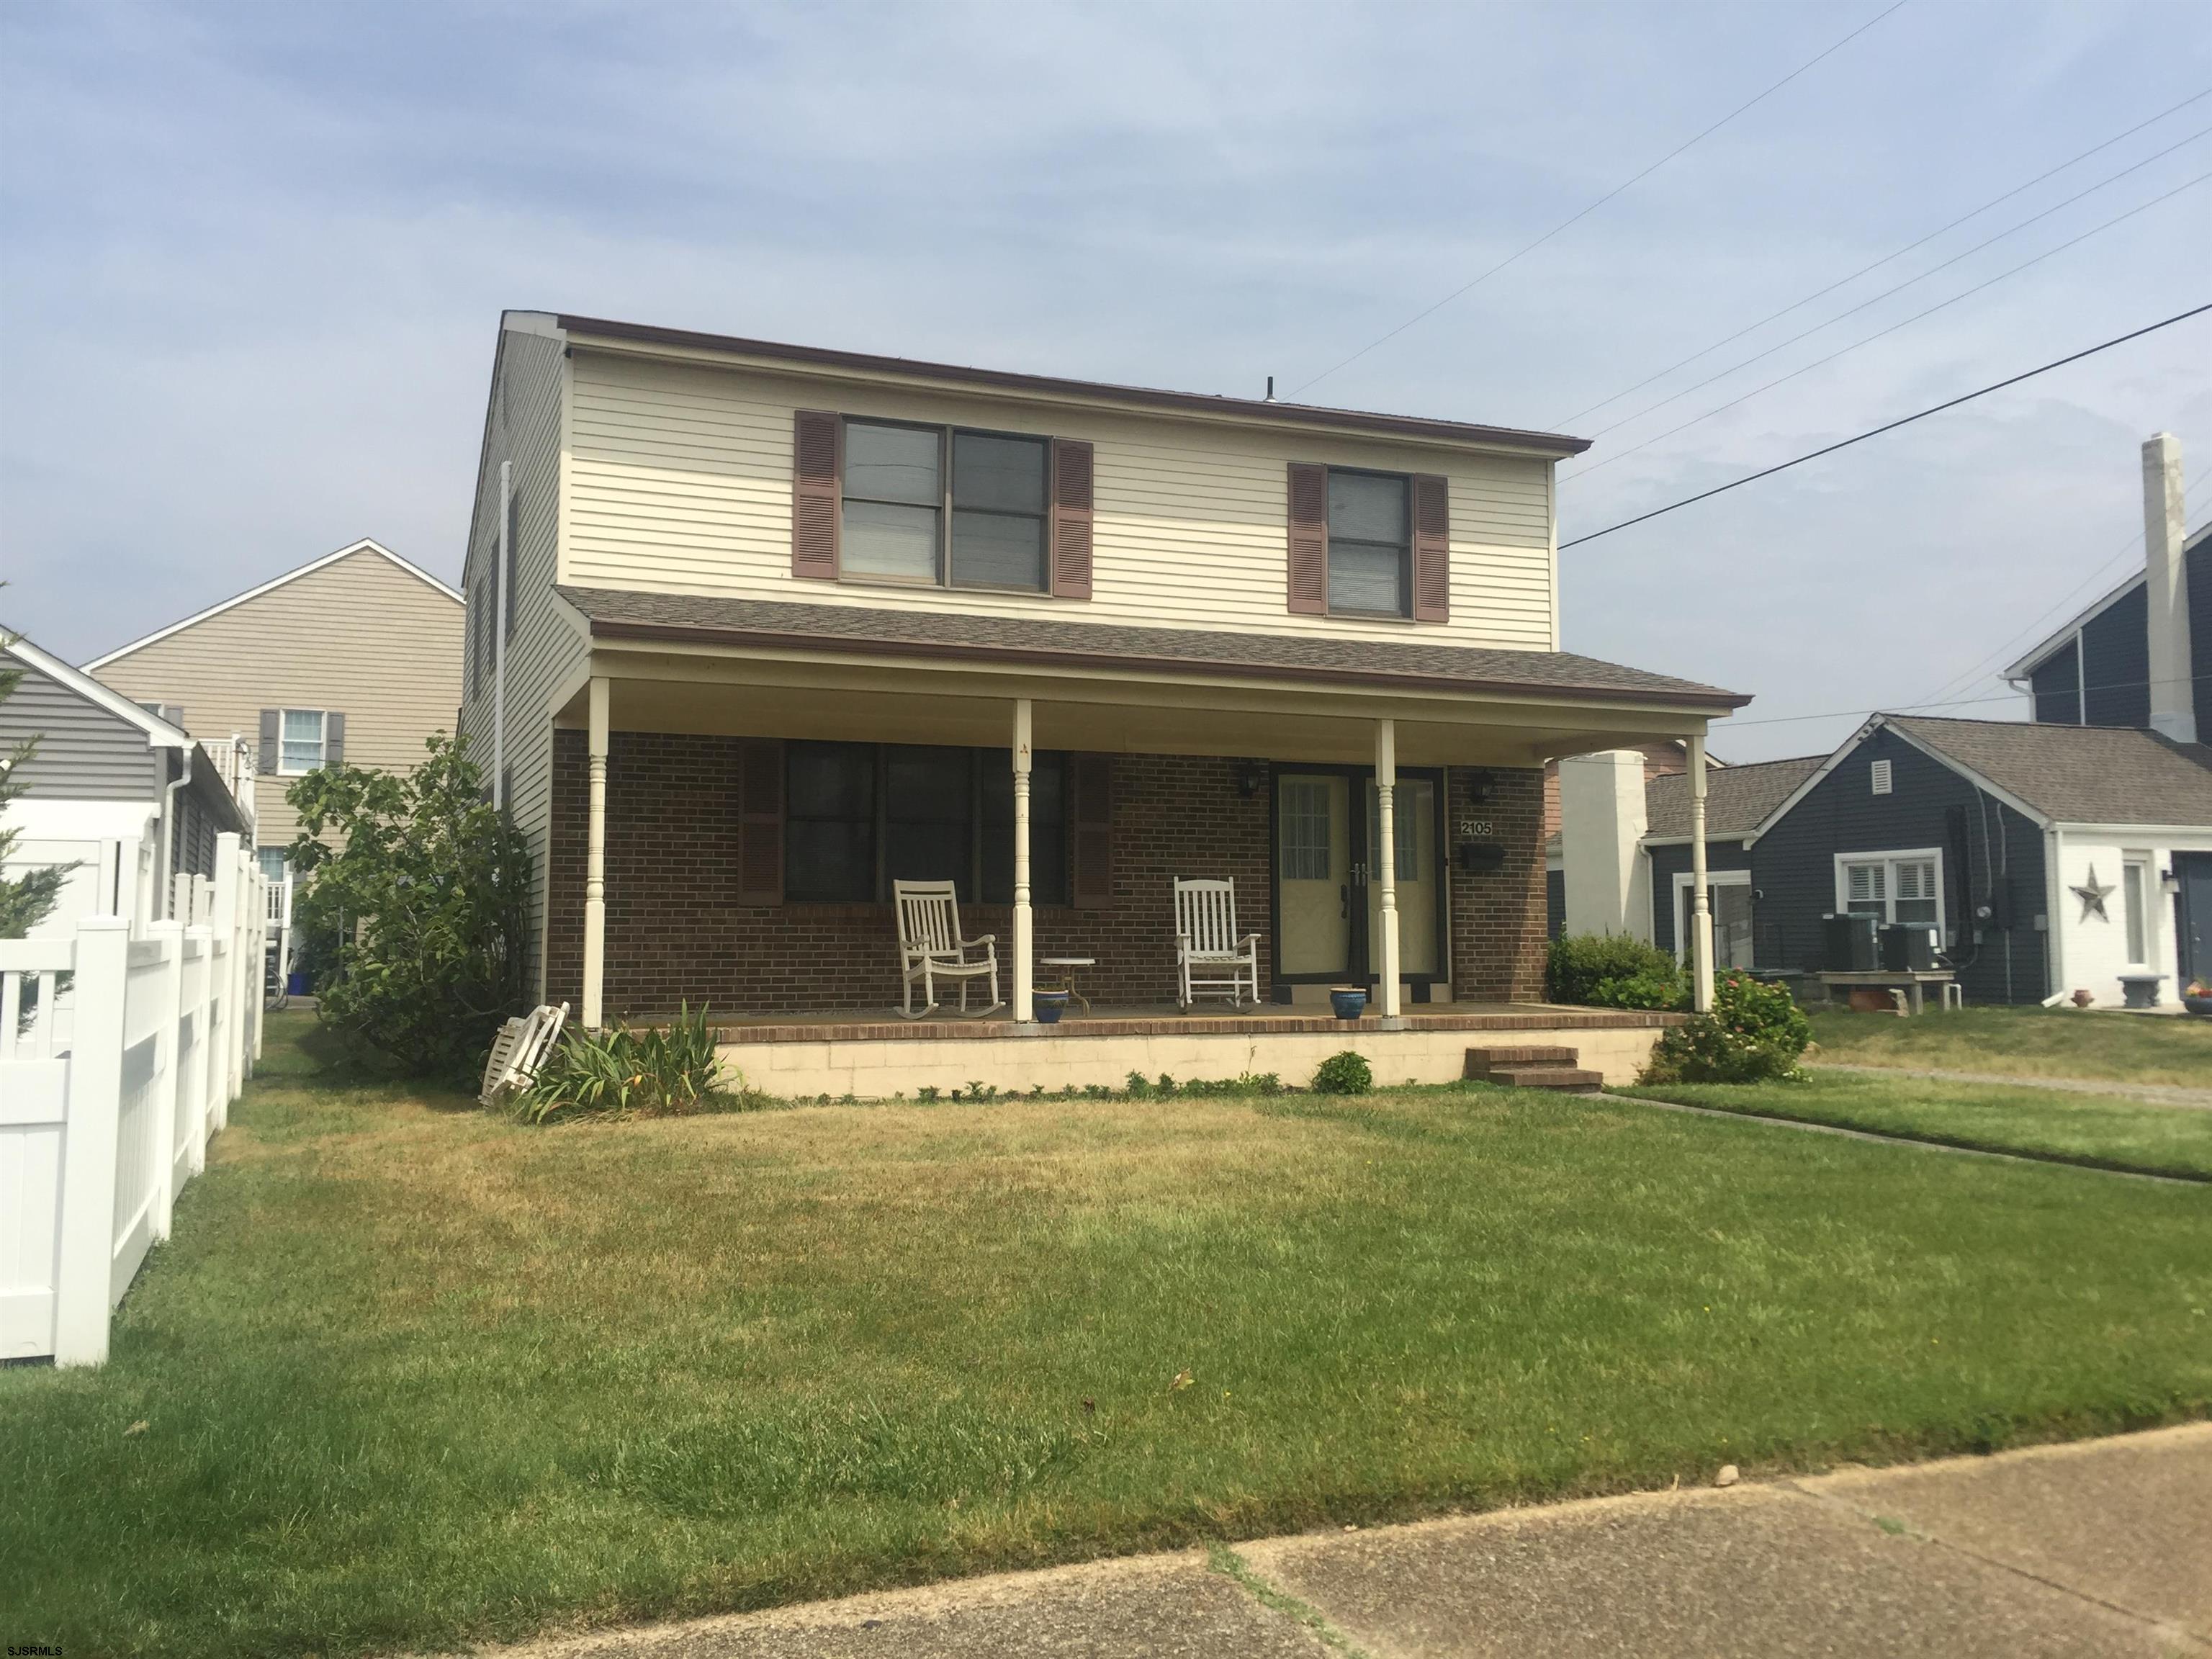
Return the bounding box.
[1,831,266,1366]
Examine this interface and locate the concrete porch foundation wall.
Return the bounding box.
[717,1022,1666,1100]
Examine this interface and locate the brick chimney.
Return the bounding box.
[2144,433,2195,744]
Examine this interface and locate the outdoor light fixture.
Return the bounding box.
[1235,760,1268,799]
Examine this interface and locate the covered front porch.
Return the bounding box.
[544,587,1741,1089]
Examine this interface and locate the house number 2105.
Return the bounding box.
[1457,819,1494,837]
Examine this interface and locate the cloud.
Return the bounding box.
[1,0,2206,767]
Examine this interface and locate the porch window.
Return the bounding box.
[786,742,877,902]
[1326,469,1410,617]
[782,741,1070,904]
[2123,856,2149,965]
[884,746,974,900]
[840,421,1051,593]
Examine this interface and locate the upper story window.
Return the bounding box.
[1287,462,1449,623]
[793,410,1092,600]
[280,709,329,774]
[1327,470,1411,617]
[840,421,1051,593]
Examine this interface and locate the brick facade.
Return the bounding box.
[545,730,1548,1018]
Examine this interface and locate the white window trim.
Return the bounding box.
[277,708,328,777]
[2121,853,2154,969]
[1671,868,1752,965]
[1833,848,1946,933]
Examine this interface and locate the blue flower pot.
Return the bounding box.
[1330,987,1368,1020]
[1033,991,1069,1025]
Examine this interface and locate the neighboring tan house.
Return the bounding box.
[1,628,250,934]
[86,539,465,972]
[455,307,1745,1097]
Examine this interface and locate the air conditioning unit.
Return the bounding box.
[1822,912,1879,971]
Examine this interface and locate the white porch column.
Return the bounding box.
[1688,731,1714,1013]
[1375,718,1401,1019]
[1012,698,1033,1023]
[583,675,610,1030]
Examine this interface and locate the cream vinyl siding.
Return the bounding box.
[91,550,463,848]
[459,321,585,999]
[563,352,1558,649]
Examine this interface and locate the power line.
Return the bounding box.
[1573,130,2211,448]
[1565,170,2211,481]
[1717,665,2212,731]
[1907,471,2210,712]
[1554,89,2211,428]
[1557,303,2212,549]
[1288,0,1910,397]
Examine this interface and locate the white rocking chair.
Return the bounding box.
[894,880,1002,1020]
[1174,877,1260,1008]
[479,1001,570,1106]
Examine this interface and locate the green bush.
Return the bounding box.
[514,1005,749,1123]
[286,732,531,1078]
[1312,1051,1372,1095]
[1642,971,1811,1084]
[1547,932,1685,1008]
[1588,967,1689,1011]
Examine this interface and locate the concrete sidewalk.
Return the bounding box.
[485,1424,2211,1659]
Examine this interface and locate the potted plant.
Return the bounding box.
[2184,981,2212,1019]
[1033,989,1071,1025]
[1330,985,1368,1020]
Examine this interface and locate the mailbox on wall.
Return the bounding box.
[1456,841,1506,876]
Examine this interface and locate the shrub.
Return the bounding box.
[286,732,531,1079]
[1547,932,1685,1008]
[514,1005,746,1123]
[1180,1072,1285,1098]
[1312,1051,1372,1095]
[1642,971,1811,1084]
[1588,966,1689,1011]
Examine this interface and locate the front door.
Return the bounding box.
[1274,767,1445,993]
[1276,772,1354,981]
[2178,853,2212,987]
[1366,776,1441,978]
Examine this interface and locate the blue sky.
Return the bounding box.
[2,0,2206,761]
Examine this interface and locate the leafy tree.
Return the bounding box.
[0,631,70,940]
[286,731,531,1078]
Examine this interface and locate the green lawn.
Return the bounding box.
[4,1015,2208,1658]
[1627,1069,2212,1180]
[1807,1004,2212,1087]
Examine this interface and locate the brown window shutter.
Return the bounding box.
[791,410,841,580]
[1050,438,1094,599]
[1286,462,1327,615]
[1412,474,1449,622]
[737,737,785,906]
[1070,753,1112,909]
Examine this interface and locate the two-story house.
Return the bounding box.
[86,539,465,984]
[457,310,1747,1092]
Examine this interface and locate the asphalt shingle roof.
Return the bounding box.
[557,586,1748,709]
[1884,715,2212,827]
[1645,754,1825,839]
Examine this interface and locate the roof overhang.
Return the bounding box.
[2,631,189,747]
[555,612,1732,770]
[551,312,1593,461]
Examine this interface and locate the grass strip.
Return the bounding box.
[1208,1544,1373,1658]
[1805,1006,2211,1087]
[1620,1070,2212,1182]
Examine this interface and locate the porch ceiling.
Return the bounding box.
[554,644,1719,767]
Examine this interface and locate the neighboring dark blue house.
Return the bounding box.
[1638,715,2212,1007]
[2007,520,2209,737]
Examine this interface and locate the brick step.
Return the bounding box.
[1485,1064,1604,1092]
[1463,1045,1580,1070]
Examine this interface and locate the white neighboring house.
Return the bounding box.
[1,629,253,936]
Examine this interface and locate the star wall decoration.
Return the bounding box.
[2071,866,2114,924]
